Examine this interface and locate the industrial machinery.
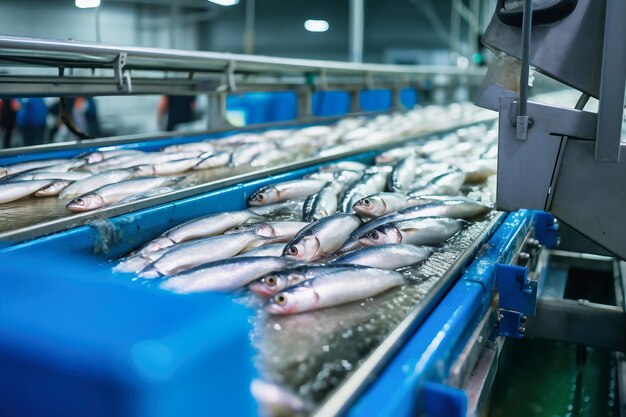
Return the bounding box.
[0,24,623,417]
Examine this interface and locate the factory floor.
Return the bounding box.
[488,338,620,417]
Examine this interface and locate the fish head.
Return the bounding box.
[353,196,385,217]
[358,226,402,246]
[132,165,154,176]
[248,187,279,206]
[140,236,174,254]
[66,193,105,212]
[283,236,320,261]
[85,152,104,164]
[224,223,258,235]
[264,286,319,315]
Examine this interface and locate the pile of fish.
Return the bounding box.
[0,102,488,213]
[115,121,497,318]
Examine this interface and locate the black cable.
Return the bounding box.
[59,96,92,141]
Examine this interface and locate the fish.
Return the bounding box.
[460,159,497,183]
[59,170,134,199]
[328,244,432,269]
[160,256,293,293]
[352,192,429,218]
[375,147,420,164]
[249,265,353,298]
[83,151,203,172]
[14,171,91,181]
[338,170,388,213]
[250,149,292,167]
[409,170,467,196]
[388,155,417,192]
[248,179,327,206]
[224,221,308,242]
[248,200,305,218]
[318,161,367,172]
[33,179,74,197]
[113,187,174,205]
[140,231,272,278]
[340,198,489,252]
[75,150,144,164]
[132,158,203,176]
[302,184,338,221]
[251,379,307,417]
[282,213,361,261]
[66,177,183,212]
[138,210,266,254]
[265,267,407,314]
[358,217,466,246]
[0,180,55,204]
[236,243,286,258]
[0,159,69,178]
[232,142,276,166]
[192,151,232,170]
[162,142,215,154]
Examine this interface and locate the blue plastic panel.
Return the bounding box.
[347,210,536,417]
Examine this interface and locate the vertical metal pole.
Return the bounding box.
[515,0,532,140]
[468,0,480,61]
[450,0,461,61]
[244,0,255,55]
[349,0,364,62]
[170,0,180,49]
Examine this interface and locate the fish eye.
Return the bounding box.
[362,199,371,207]
[287,246,298,256]
[255,194,264,201]
[274,294,288,305]
[368,230,379,240]
[265,276,277,286]
[74,198,84,205]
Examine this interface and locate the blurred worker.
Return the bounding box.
[158,95,196,131]
[0,98,19,149]
[18,98,48,146]
[72,97,101,137]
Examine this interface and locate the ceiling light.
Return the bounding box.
[304,20,329,33]
[208,0,240,6]
[75,0,100,8]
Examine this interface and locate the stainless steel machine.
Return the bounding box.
[476,0,626,259]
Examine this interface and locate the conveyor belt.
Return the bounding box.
[0,114,495,246]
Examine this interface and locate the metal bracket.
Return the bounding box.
[318,69,328,91]
[365,72,375,90]
[113,52,131,93]
[496,263,537,338]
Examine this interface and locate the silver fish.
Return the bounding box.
[0,180,54,204]
[160,256,292,293]
[14,171,91,181]
[140,231,271,278]
[0,159,69,178]
[59,170,134,199]
[265,267,406,314]
[34,179,73,197]
[248,179,327,206]
[225,221,308,242]
[388,155,417,192]
[352,192,429,218]
[409,170,467,196]
[283,213,361,261]
[375,147,419,164]
[329,244,432,269]
[338,170,388,213]
[236,243,286,258]
[248,200,305,218]
[359,217,466,246]
[250,149,291,167]
[319,161,367,172]
[75,149,145,164]
[249,265,352,298]
[340,198,489,252]
[162,142,215,154]
[193,151,232,170]
[114,187,174,205]
[232,142,275,166]
[303,185,338,222]
[85,151,202,172]
[139,210,266,254]
[132,158,203,176]
[460,159,497,184]
[66,177,183,212]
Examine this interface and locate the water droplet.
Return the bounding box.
[322,345,330,352]
[273,323,282,331]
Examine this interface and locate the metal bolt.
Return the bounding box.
[518,326,526,334]
[519,252,530,261]
[497,313,504,322]
[520,315,527,324]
